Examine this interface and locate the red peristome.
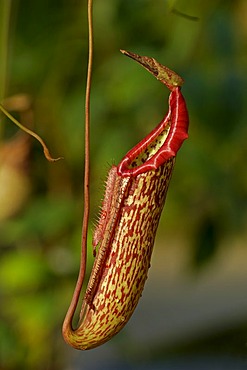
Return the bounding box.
[117,87,189,177]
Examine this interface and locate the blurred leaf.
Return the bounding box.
[0,250,49,292]
[192,215,219,269]
[0,196,76,245]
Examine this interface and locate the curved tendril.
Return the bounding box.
[0,103,62,162]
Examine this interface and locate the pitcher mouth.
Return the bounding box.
[116,51,188,178]
[117,106,172,177]
[117,87,188,177]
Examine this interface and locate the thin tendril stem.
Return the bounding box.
[78,0,93,319]
[62,0,93,332]
[83,0,93,281]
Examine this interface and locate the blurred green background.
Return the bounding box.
[1,0,247,369]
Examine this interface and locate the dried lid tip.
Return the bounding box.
[120,49,184,90]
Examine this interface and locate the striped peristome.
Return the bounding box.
[62,51,189,350]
